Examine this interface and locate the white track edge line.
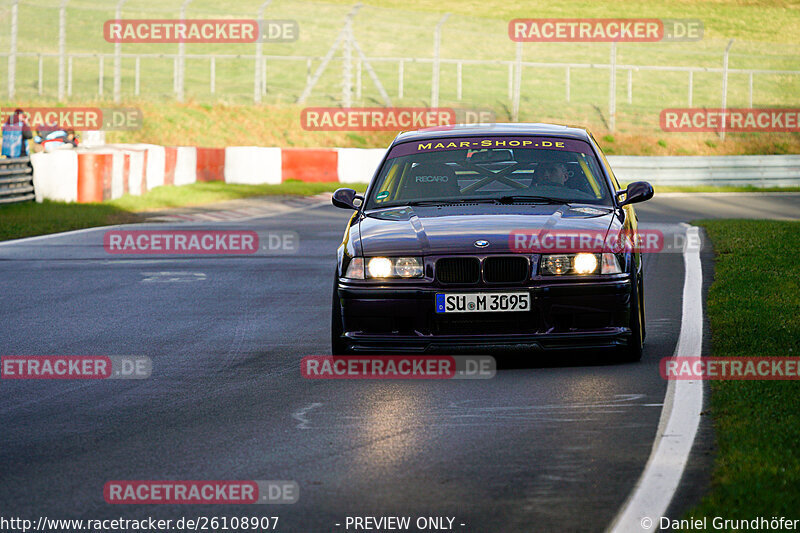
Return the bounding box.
[606,225,704,533]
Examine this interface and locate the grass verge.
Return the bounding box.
[686,220,800,521]
[0,180,367,242]
[0,201,140,242]
[109,180,366,212]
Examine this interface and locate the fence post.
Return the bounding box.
[210,56,215,94]
[113,0,125,103]
[356,59,362,99]
[507,63,513,100]
[627,68,632,104]
[135,56,140,96]
[254,0,272,103]
[720,39,734,141]
[99,55,104,96]
[8,0,18,99]
[512,42,522,121]
[456,61,462,100]
[58,0,69,101]
[68,56,73,96]
[398,59,404,99]
[342,15,353,107]
[609,41,617,132]
[431,13,450,108]
[177,0,193,102]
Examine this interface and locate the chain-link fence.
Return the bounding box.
[1,0,799,131]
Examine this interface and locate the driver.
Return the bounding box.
[536,162,569,187]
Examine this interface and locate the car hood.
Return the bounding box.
[357,204,616,255]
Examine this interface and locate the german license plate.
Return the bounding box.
[435,292,530,313]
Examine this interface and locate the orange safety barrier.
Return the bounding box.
[281,148,338,182]
[164,147,178,186]
[77,153,113,203]
[196,147,225,182]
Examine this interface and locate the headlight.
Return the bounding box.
[364,256,423,279]
[573,253,598,274]
[367,257,393,278]
[540,253,620,275]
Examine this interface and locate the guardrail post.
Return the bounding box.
[431,13,450,108]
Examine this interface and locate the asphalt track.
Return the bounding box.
[0,193,797,532]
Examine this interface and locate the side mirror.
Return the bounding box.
[332,188,363,210]
[618,181,654,206]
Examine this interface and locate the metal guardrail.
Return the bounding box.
[0,156,35,204]
[607,155,800,187]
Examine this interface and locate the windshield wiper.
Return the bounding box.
[403,198,500,206]
[497,195,570,206]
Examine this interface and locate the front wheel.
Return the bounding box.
[619,272,644,362]
[331,277,348,355]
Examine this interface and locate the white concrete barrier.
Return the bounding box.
[174,146,197,186]
[336,148,387,183]
[224,146,282,184]
[127,149,146,196]
[31,150,78,203]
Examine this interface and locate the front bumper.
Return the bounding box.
[335,277,633,353]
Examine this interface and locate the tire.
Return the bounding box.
[639,276,647,342]
[619,271,644,362]
[331,276,348,355]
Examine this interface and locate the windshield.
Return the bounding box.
[365,136,612,209]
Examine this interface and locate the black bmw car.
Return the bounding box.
[330,123,653,360]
